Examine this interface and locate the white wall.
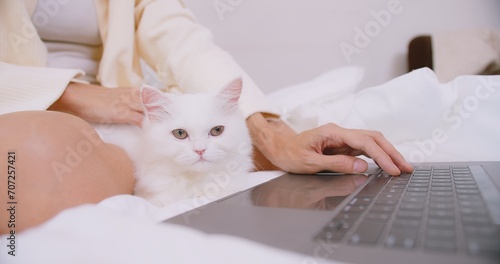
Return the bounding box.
[183,0,500,93]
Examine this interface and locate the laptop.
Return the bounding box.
[166,161,500,264]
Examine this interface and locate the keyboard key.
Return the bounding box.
[399,203,425,211]
[374,198,398,205]
[460,207,488,215]
[432,179,452,183]
[406,187,429,192]
[453,175,474,180]
[317,229,346,242]
[410,180,430,184]
[402,197,426,203]
[431,182,453,187]
[426,228,456,240]
[427,218,455,228]
[381,188,404,194]
[432,173,451,176]
[370,205,395,213]
[430,191,453,196]
[317,218,355,242]
[432,166,450,170]
[343,205,368,213]
[431,186,453,192]
[457,194,483,201]
[349,221,386,245]
[454,180,475,185]
[397,210,423,219]
[455,184,479,189]
[451,165,469,169]
[428,209,455,219]
[405,192,427,197]
[429,203,454,210]
[462,215,491,225]
[432,175,452,179]
[456,189,480,194]
[413,171,431,175]
[412,176,431,180]
[458,200,484,207]
[400,173,412,178]
[379,193,401,199]
[414,166,432,171]
[385,228,418,249]
[464,226,499,238]
[452,170,471,174]
[393,218,420,228]
[351,197,373,205]
[408,183,429,188]
[335,213,360,222]
[385,183,407,189]
[430,196,454,203]
[365,212,391,221]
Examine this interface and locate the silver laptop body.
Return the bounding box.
[166,162,500,264]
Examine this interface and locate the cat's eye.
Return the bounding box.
[172,129,188,139]
[210,126,224,136]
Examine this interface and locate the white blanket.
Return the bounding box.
[268,67,500,163]
[2,68,499,264]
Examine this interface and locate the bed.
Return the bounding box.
[1,32,499,263]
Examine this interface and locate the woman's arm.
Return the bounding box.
[48,82,144,127]
[135,0,276,118]
[0,62,143,126]
[0,62,82,115]
[247,112,414,175]
[134,0,413,174]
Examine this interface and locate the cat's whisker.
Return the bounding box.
[174,154,198,164]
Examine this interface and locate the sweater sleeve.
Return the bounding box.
[0,62,83,115]
[134,0,277,118]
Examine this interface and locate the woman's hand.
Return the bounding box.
[247,113,413,175]
[49,82,144,127]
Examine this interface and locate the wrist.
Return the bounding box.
[246,113,297,170]
[48,82,80,114]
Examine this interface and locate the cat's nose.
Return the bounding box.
[194,149,206,156]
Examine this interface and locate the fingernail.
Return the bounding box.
[353,160,367,173]
[387,163,401,175]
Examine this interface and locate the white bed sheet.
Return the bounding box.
[2,67,499,263]
[268,67,500,163]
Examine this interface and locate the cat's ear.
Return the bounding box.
[217,77,242,112]
[140,85,169,122]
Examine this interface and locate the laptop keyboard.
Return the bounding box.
[315,166,500,258]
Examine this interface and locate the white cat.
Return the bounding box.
[94,78,254,207]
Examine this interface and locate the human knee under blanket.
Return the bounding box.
[268,67,500,163]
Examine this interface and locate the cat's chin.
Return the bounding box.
[190,159,214,172]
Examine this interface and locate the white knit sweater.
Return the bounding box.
[0,0,274,118]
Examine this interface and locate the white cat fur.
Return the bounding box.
[93,78,253,207]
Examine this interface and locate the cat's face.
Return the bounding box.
[140,78,252,173]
